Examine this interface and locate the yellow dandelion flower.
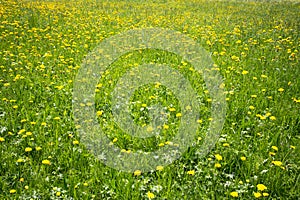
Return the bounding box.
[19,178,24,182]
[0,137,5,142]
[113,138,118,143]
[36,146,42,151]
[242,70,248,75]
[263,193,269,197]
[56,192,61,196]
[249,106,255,110]
[187,170,195,175]
[223,143,230,147]
[25,147,32,152]
[230,191,239,197]
[96,111,103,116]
[272,160,282,166]
[257,184,267,191]
[73,140,79,145]
[254,192,262,198]
[10,189,17,194]
[215,163,221,168]
[147,191,155,199]
[42,159,51,165]
[271,146,278,151]
[278,88,284,92]
[24,186,29,190]
[215,154,222,161]
[156,166,164,171]
[240,156,246,161]
[270,116,276,120]
[176,113,182,117]
[134,170,141,176]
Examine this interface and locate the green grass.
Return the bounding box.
[0,0,299,199]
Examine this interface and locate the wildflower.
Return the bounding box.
[270,116,276,120]
[113,138,118,143]
[97,111,103,116]
[230,191,239,197]
[19,178,24,182]
[156,166,164,171]
[278,88,284,92]
[163,124,169,129]
[83,182,88,186]
[36,146,42,151]
[240,156,246,161]
[242,70,248,75]
[249,106,255,110]
[272,160,282,166]
[271,146,278,151]
[10,189,16,194]
[254,192,262,198]
[134,170,141,176]
[17,158,24,163]
[215,154,222,161]
[263,193,269,197]
[24,186,29,190]
[0,137,5,142]
[42,159,51,165]
[215,163,221,168]
[176,113,182,117]
[257,184,267,191]
[25,147,32,152]
[187,170,195,175]
[290,145,295,149]
[56,192,61,196]
[147,191,155,199]
[223,143,229,147]
[73,140,79,145]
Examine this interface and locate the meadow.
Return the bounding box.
[0,0,299,199]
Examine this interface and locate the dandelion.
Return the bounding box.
[249,106,255,110]
[56,192,61,196]
[0,137,5,142]
[271,146,278,151]
[242,70,248,75]
[176,113,182,117]
[263,193,269,197]
[10,189,16,194]
[272,160,282,166]
[254,192,262,198]
[215,163,221,168]
[223,143,229,147]
[147,191,155,199]
[156,166,164,171]
[187,170,195,175]
[215,154,222,161]
[134,170,141,176]
[230,191,239,197]
[270,116,276,120]
[240,156,246,161]
[24,186,29,190]
[257,184,267,191]
[36,146,42,151]
[278,88,284,92]
[42,159,51,165]
[25,147,32,152]
[73,140,79,145]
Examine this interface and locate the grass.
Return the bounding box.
[0,0,299,199]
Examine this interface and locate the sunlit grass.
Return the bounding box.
[0,0,299,199]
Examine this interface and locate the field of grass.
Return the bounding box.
[0,0,299,199]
